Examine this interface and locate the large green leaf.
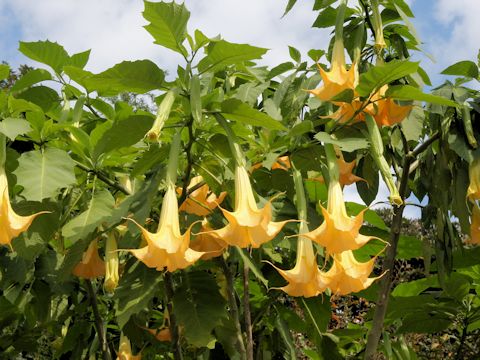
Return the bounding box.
[10,69,52,94]
[16,86,60,112]
[143,0,190,55]
[14,148,76,201]
[92,114,153,160]
[198,40,268,73]
[0,64,10,81]
[69,50,91,69]
[356,61,419,97]
[61,189,115,244]
[84,60,164,96]
[173,271,227,347]
[221,99,286,131]
[441,60,479,78]
[314,131,368,152]
[18,41,70,73]
[386,85,458,106]
[0,117,32,140]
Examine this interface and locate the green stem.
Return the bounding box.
[214,113,245,168]
[334,0,348,42]
[166,130,182,186]
[242,263,254,360]
[164,273,183,360]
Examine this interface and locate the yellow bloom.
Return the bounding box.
[301,177,376,255]
[368,85,412,126]
[270,237,329,297]
[72,240,106,279]
[307,38,358,102]
[117,333,141,360]
[190,219,227,260]
[467,157,480,202]
[311,150,365,186]
[250,155,291,172]
[324,250,382,296]
[128,184,203,272]
[145,327,172,342]
[327,99,366,124]
[0,169,47,247]
[468,202,480,245]
[210,166,292,248]
[104,232,120,293]
[178,175,226,216]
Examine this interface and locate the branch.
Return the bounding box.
[75,161,131,195]
[85,280,112,360]
[243,262,254,360]
[408,131,440,159]
[164,273,184,360]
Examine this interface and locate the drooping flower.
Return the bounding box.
[311,149,365,186]
[128,184,204,272]
[327,99,367,124]
[190,219,227,260]
[72,240,106,279]
[250,155,291,173]
[301,175,376,255]
[117,333,141,360]
[0,169,48,248]
[178,175,226,216]
[324,250,382,296]
[468,202,480,245]
[367,85,412,126]
[467,157,480,202]
[145,327,172,342]
[209,165,293,248]
[270,237,329,297]
[104,232,119,293]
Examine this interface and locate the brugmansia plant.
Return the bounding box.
[1,0,480,359]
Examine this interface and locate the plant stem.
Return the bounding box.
[74,161,131,195]
[243,262,254,360]
[85,279,112,360]
[179,118,195,205]
[164,272,183,360]
[218,256,247,359]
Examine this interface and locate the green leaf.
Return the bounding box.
[234,82,269,105]
[18,40,70,73]
[114,261,163,328]
[69,50,91,69]
[61,189,115,244]
[392,277,439,297]
[441,60,479,78]
[288,46,301,63]
[14,148,76,201]
[401,106,424,142]
[0,117,32,140]
[198,40,268,73]
[221,99,286,131]
[92,114,153,159]
[274,308,297,360]
[234,247,268,287]
[143,0,190,55]
[283,0,298,17]
[386,85,457,106]
[307,49,325,62]
[16,86,60,112]
[0,64,10,81]
[314,132,368,152]
[190,74,202,122]
[356,61,419,97]
[84,60,164,96]
[312,6,354,28]
[10,69,52,94]
[173,271,227,347]
[267,62,295,79]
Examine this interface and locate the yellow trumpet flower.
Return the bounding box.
[324,250,382,296]
[270,237,329,297]
[104,232,120,293]
[311,150,365,186]
[250,155,291,172]
[210,166,292,248]
[327,99,366,124]
[72,240,106,279]
[0,169,48,247]
[128,184,204,272]
[468,202,480,245]
[178,175,226,216]
[368,85,412,126]
[190,219,227,260]
[117,333,141,360]
[467,157,480,202]
[302,177,376,255]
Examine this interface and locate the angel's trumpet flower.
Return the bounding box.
[117,333,141,360]
[324,250,382,296]
[72,240,106,279]
[104,232,119,293]
[311,149,365,186]
[467,157,480,202]
[209,166,292,248]
[468,202,480,245]
[0,168,48,248]
[190,219,227,260]
[178,175,226,216]
[250,155,291,173]
[368,85,412,126]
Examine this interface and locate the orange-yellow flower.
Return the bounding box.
[0,169,48,247]
[270,237,329,297]
[72,240,106,279]
[307,38,358,102]
[301,177,376,255]
[178,175,226,216]
[468,202,480,245]
[128,184,203,272]
[324,251,382,296]
[467,157,480,202]
[311,150,365,186]
[327,99,367,124]
[190,219,227,260]
[250,155,291,172]
[117,333,141,360]
[368,85,412,126]
[210,166,292,248]
[104,232,119,293]
[145,327,172,342]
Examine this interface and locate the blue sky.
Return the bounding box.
[0,0,479,217]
